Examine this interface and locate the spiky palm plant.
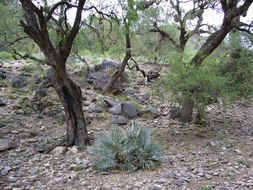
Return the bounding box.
[89,124,163,171]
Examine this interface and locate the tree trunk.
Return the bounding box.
[103,19,131,94]
[180,98,194,123]
[53,66,89,146]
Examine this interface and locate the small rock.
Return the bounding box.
[46,110,60,117]
[207,141,216,147]
[112,116,128,125]
[8,176,17,182]
[51,146,67,155]
[174,179,183,186]
[35,89,49,97]
[133,93,150,102]
[0,138,18,151]
[30,168,39,175]
[108,103,122,115]
[1,166,11,176]
[219,187,229,190]
[69,146,78,154]
[11,74,29,88]
[93,106,103,113]
[139,108,161,119]
[205,174,212,180]
[124,88,135,95]
[0,99,7,106]
[153,184,162,190]
[104,98,119,107]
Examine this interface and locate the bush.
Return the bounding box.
[161,60,226,115]
[89,124,163,171]
[0,51,14,60]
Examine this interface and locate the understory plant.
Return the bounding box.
[89,124,163,171]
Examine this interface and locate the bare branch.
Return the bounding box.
[150,22,181,50]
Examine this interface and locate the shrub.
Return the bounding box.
[89,124,163,171]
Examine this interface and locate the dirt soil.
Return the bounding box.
[0,59,252,190]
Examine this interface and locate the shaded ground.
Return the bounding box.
[0,59,252,190]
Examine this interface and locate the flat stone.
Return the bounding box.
[153,184,162,190]
[35,89,49,97]
[108,103,122,115]
[0,138,18,151]
[104,98,119,107]
[11,74,29,88]
[46,110,60,117]
[112,116,128,125]
[139,108,161,119]
[51,146,67,155]
[69,146,78,154]
[1,166,11,176]
[121,103,139,119]
[174,179,183,186]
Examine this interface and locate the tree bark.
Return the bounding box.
[180,97,194,123]
[103,20,131,93]
[180,0,253,122]
[19,0,89,147]
[53,65,89,146]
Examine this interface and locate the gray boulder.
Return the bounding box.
[87,59,129,95]
[104,98,119,107]
[121,103,139,119]
[139,108,161,119]
[11,74,29,88]
[112,116,128,125]
[108,103,122,115]
[35,89,49,97]
[0,138,18,151]
[40,72,56,88]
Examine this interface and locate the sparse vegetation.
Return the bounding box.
[89,124,163,171]
[238,160,251,168]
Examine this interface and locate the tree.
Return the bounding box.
[179,0,253,122]
[150,0,218,56]
[19,0,90,149]
[103,0,159,93]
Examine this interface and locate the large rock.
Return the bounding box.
[51,146,67,155]
[139,108,161,119]
[112,116,128,125]
[40,72,56,88]
[86,59,128,95]
[104,98,119,107]
[0,68,11,79]
[108,103,139,119]
[121,103,139,119]
[35,89,49,97]
[108,103,122,115]
[0,138,18,151]
[11,74,29,88]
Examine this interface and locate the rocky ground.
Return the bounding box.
[0,58,252,190]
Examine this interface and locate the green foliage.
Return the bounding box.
[200,186,213,190]
[0,51,14,60]
[162,58,226,114]
[238,160,251,168]
[21,64,35,73]
[217,48,253,100]
[89,124,163,171]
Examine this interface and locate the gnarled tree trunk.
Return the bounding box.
[179,0,252,122]
[53,65,89,146]
[180,97,194,123]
